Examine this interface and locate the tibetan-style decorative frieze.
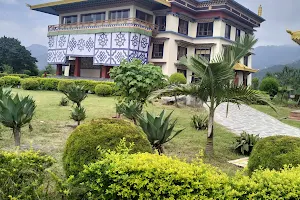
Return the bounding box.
[47,32,150,65]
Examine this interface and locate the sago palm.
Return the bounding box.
[0,90,36,146]
[151,35,274,156]
[116,101,142,124]
[64,85,87,107]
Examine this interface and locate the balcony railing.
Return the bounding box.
[48,18,159,34]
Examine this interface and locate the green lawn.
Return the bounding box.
[251,104,300,128]
[0,89,242,176]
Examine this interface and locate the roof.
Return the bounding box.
[234,63,258,73]
[287,30,300,45]
[28,0,170,16]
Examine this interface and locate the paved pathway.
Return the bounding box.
[214,103,300,138]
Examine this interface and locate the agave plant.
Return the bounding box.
[0,92,36,146]
[71,106,86,126]
[64,85,87,107]
[138,110,184,155]
[233,132,260,155]
[117,101,142,124]
[191,113,208,130]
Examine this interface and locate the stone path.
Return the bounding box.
[214,103,300,138]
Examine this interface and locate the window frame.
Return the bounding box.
[81,12,106,23]
[244,55,249,66]
[155,16,166,31]
[62,15,78,24]
[197,22,214,37]
[136,10,153,23]
[225,24,231,39]
[178,19,189,35]
[177,46,187,60]
[235,28,241,41]
[109,9,130,20]
[152,43,164,59]
[195,48,211,61]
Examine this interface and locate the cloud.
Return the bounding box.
[0,0,16,4]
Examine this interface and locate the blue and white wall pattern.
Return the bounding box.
[47,32,150,65]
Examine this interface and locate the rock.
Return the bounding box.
[186,95,203,107]
[161,95,186,105]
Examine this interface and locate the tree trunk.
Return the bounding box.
[174,93,179,107]
[132,118,137,125]
[13,127,21,147]
[155,144,164,155]
[205,108,214,157]
[77,120,81,126]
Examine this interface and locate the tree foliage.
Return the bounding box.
[251,77,259,90]
[259,77,279,98]
[169,73,187,84]
[0,36,38,75]
[110,59,166,105]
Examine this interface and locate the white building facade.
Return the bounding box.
[29,0,264,85]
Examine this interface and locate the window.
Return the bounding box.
[177,69,187,77]
[62,15,77,24]
[81,12,105,22]
[177,46,187,60]
[109,9,129,20]
[155,16,166,31]
[152,43,164,58]
[136,10,153,23]
[244,55,249,66]
[197,22,213,37]
[225,24,231,39]
[195,48,211,61]
[235,29,241,41]
[178,19,189,35]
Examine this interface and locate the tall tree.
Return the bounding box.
[151,35,274,156]
[0,36,38,75]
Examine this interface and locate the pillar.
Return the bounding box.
[101,66,107,78]
[56,64,62,76]
[74,57,81,77]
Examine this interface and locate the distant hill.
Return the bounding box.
[253,45,300,70]
[26,44,48,70]
[253,60,300,80]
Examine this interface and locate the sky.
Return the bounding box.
[0,0,300,47]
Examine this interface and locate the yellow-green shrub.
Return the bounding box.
[169,72,187,84]
[248,136,300,173]
[79,152,229,200]
[21,78,39,90]
[2,76,21,87]
[230,167,300,199]
[95,84,113,96]
[0,150,55,199]
[63,118,151,177]
[57,80,76,92]
[39,78,60,90]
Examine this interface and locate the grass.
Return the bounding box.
[0,89,242,176]
[251,104,300,128]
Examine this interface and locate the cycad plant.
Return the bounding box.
[0,89,36,146]
[151,35,274,156]
[64,85,88,125]
[71,106,86,126]
[116,101,142,124]
[63,85,87,107]
[138,110,183,154]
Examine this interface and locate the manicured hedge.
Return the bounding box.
[70,151,300,200]
[57,80,76,92]
[0,73,29,78]
[248,136,300,173]
[169,72,187,84]
[21,78,39,90]
[63,118,151,177]
[95,84,113,96]
[2,76,21,87]
[0,150,55,199]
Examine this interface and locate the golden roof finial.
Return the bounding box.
[258,5,262,17]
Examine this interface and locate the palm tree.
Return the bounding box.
[151,35,275,156]
[0,89,36,146]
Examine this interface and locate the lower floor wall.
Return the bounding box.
[80,69,101,78]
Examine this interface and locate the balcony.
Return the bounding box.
[48,18,159,36]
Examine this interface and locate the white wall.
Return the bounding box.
[165,14,179,32]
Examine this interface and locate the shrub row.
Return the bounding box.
[0,73,30,79]
[0,150,55,199]
[19,78,116,95]
[71,151,300,200]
